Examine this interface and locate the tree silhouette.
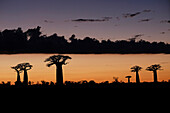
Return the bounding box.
[146,64,162,83]
[16,63,33,85]
[125,76,132,83]
[131,66,142,83]
[44,55,72,85]
[0,26,170,54]
[113,77,119,83]
[26,26,42,42]
[11,65,22,85]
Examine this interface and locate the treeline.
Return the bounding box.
[1,80,170,89]
[0,26,170,54]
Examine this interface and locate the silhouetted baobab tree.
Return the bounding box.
[11,65,22,85]
[125,76,132,83]
[17,63,33,85]
[131,66,142,83]
[44,55,72,85]
[146,64,162,83]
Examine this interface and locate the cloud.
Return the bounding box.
[123,9,153,18]
[160,20,170,24]
[72,17,112,22]
[102,17,113,20]
[116,17,120,21]
[123,12,141,18]
[134,34,144,38]
[160,32,166,34]
[44,20,54,23]
[138,19,152,22]
[143,10,152,13]
[128,34,144,41]
[72,19,105,22]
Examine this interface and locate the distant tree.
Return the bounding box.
[128,38,137,43]
[0,27,170,54]
[125,76,132,83]
[69,34,77,43]
[50,81,55,86]
[16,63,33,85]
[44,55,72,85]
[113,77,119,83]
[131,66,142,83]
[26,26,42,41]
[146,64,162,83]
[1,28,27,52]
[11,65,22,85]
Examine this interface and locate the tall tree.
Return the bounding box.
[16,63,33,85]
[11,65,22,85]
[146,64,162,83]
[131,65,142,83]
[44,55,72,85]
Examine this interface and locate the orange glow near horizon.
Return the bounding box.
[0,54,169,84]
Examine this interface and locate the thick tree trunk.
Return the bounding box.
[153,70,158,83]
[17,71,21,82]
[15,71,21,85]
[136,71,140,83]
[23,70,28,85]
[56,64,63,85]
[128,78,131,83]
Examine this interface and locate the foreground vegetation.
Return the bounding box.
[1,80,170,88]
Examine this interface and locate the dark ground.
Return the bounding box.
[1,81,170,89]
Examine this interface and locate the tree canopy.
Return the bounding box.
[146,64,162,71]
[0,26,170,54]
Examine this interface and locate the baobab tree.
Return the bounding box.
[11,65,22,85]
[125,76,132,83]
[44,55,72,85]
[131,65,142,83]
[146,64,162,83]
[16,63,33,85]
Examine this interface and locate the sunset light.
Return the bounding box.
[0,0,170,88]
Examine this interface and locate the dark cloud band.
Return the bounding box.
[72,17,112,22]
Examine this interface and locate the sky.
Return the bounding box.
[0,0,170,42]
[0,54,170,83]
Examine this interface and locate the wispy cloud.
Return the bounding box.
[134,34,144,38]
[102,17,113,20]
[72,17,112,22]
[72,19,105,22]
[142,9,152,13]
[138,19,152,22]
[128,34,144,41]
[44,20,54,23]
[160,20,170,24]
[122,9,153,18]
[160,32,166,34]
[123,12,141,18]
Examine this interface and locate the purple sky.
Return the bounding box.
[0,0,170,42]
